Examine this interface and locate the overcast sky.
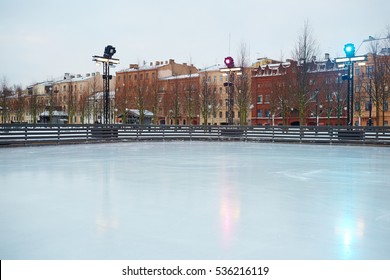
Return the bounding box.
[0,0,389,87]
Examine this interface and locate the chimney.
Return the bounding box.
[86,73,90,77]
[325,53,330,60]
[130,64,139,69]
[150,62,153,66]
[169,59,174,64]
[64,73,70,80]
[156,61,160,66]
[77,74,82,78]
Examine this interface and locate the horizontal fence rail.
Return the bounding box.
[1,124,390,146]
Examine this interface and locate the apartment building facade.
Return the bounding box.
[353,51,390,126]
[115,59,199,125]
[251,56,348,126]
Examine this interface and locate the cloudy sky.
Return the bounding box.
[0,0,389,87]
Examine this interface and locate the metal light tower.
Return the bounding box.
[220,56,242,125]
[92,45,119,124]
[335,43,366,126]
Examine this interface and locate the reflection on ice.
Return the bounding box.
[0,142,390,260]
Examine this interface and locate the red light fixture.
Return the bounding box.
[224,56,234,68]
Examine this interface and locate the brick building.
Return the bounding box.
[353,51,390,126]
[251,56,348,126]
[115,59,198,124]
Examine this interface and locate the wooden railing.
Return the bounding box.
[1,124,390,146]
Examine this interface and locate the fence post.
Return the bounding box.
[24,124,28,145]
[272,126,275,142]
[300,127,303,143]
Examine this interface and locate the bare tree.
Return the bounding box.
[235,42,252,125]
[12,84,26,123]
[0,76,11,123]
[166,76,183,125]
[29,87,45,124]
[183,65,198,125]
[146,69,161,125]
[88,74,102,123]
[199,71,216,126]
[365,40,389,126]
[292,20,319,125]
[134,73,148,124]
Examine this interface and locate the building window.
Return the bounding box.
[384,101,389,111]
[265,94,270,103]
[355,67,360,76]
[257,95,263,104]
[257,83,261,88]
[257,109,263,117]
[219,111,222,118]
[355,84,361,93]
[265,110,271,118]
[219,75,223,82]
[367,66,374,78]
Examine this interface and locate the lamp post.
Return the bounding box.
[335,43,367,126]
[92,45,119,124]
[220,57,242,125]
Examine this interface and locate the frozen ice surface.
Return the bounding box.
[1,141,390,260]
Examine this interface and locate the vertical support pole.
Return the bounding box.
[103,62,110,124]
[228,71,234,125]
[350,61,354,126]
[346,63,351,126]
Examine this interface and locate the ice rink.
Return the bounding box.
[1,141,390,259]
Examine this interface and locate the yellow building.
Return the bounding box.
[353,51,390,126]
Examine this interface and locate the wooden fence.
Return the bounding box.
[1,124,390,146]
